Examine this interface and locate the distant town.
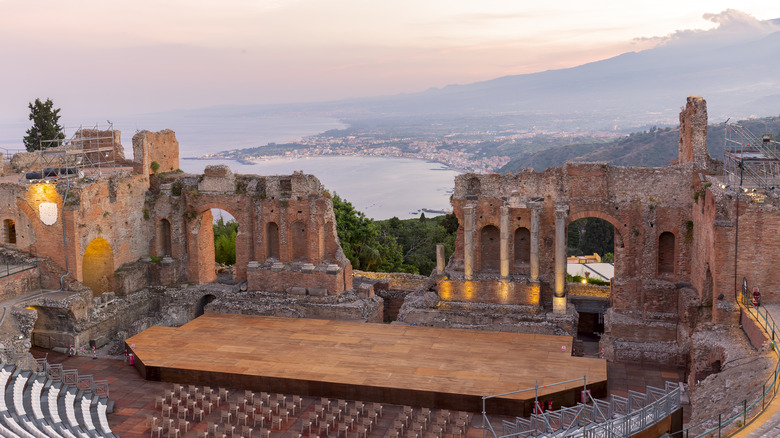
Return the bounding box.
[198,123,624,173]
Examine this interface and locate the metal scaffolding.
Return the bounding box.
[30,123,118,180]
[723,123,780,190]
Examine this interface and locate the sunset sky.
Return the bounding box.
[0,1,778,125]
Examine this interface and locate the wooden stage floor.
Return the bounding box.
[126,313,607,415]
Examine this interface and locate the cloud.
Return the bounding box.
[634,9,780,46]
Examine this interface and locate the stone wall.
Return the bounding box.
[133,129,180,176]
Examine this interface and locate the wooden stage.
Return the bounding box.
[126,314,607,415]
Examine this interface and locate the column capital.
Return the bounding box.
[554,205,569,220]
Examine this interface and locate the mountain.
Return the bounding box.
[337,30,780,130]
[499,117,780,172]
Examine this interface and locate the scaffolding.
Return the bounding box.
[723,123,780,190]
[29,123,118,180]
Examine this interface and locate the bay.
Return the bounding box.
[179,156,461,220]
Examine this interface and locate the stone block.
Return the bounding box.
[326,264,340,275]
[271,262,285,272]
[301,263,315,274]
[357,283,375,298]
[247,261,260,270]
[309,288,328,297]
[288,287,307,296]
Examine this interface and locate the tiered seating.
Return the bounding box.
[0,358,118,438]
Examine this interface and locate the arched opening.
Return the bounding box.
[658,232,675,274]
[158,219,172,257]
[213,210,237,266]
[30,306,76,350]
[291,220,308,262]
[479,225,500,273]
[567,217,615,264]
[567,216,615,350]
[195,294,216,318]
[266,222,280,260]
[83,238,114,296]
[514,227,530,269]
[3,219,16,244]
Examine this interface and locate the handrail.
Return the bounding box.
[487,380,680,438]
[673,289,780,437]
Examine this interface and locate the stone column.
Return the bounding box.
[553,205,569,314]
[500,206,510,279]
[463,206,474,279]
[436,244,446,273]
[529,203,541,282]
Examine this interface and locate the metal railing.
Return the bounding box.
[2,351,110,398]
[672,289,780,437]
[492,381,679,438]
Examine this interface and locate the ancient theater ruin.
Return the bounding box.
[0,96,777,437]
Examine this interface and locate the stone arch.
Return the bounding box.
[567,209,625,246]
[195,294,216,318]
[3,219,16,244]
[82,238,114,296]
[514,227,530,265]
[291,220,308,262]
[266,222,280,260]
[158,218,172,257]
[658,232,675,275]
[186,201,247,283]
[479,225,500,273]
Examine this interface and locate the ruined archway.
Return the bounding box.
[291,220,308,262]
[187,205,244,285]
[266,222,280,260]
[83,238,114,296]
[3,219,16,244]
[479,225,500,273]
[195,294,216,318]
[157,218,172,257]
[658,232,675,275]
[514,227,530,271]
[29,306,76,350]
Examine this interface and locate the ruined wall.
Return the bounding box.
[148,167,352,294]
[692,178,780,318]
[132,129,179,176]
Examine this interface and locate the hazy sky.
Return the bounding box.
[0,1,778,125]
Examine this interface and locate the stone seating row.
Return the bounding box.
[0,364,118,438]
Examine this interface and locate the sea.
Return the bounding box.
[1,113,462,220]
[180,156,460,220]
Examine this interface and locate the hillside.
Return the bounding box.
[500,117,780,173]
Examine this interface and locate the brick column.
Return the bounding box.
[529,203,542,282]
[500,205,510,279]
[553,205,569,314]
[464,206,474,279]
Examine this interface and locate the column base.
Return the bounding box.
[553,296,567,314]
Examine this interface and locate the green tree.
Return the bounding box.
[567,218,614,258]
[23,98,65,151]
[213,218,237,265]
[376,214,458,275]
[332,194,404,272]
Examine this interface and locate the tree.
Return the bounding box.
[213,218,238,265]
[332,194,404,272]
[23,98,65,151]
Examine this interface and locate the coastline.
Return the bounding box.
[184,153,471,174]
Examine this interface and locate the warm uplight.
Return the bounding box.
[498,280,511,303]
[581,279,588,284]
[26,183,61,226]
[437,280,452,301]
[83,238,115,296]
[463,280,475,301]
